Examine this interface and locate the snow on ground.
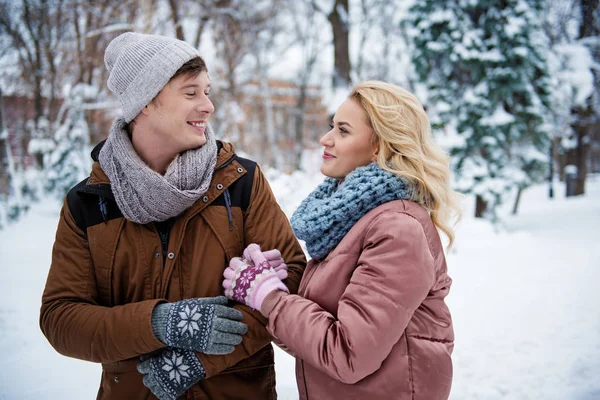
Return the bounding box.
[446,176,600,400]
[0,175,599,399]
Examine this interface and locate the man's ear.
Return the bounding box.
[140,105,150,116]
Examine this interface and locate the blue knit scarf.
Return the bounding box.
[291,162,415,260]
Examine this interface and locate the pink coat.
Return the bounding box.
[267,200,454,399]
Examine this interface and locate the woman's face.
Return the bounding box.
[319,98,378,179]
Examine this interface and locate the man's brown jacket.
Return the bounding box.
[40,141,306,399]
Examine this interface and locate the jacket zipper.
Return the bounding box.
[297,261,324,399]
[155,218,175,267]
[301,360,309,400]
[298,266,317,399]
[158,229,169,266]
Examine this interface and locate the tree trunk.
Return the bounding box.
[567,0,600,195]
[258,72,281,169]
[0,88,9,197]
[328,0,351,88]
[580,0,599,38]
[168,0,185,40]
[548,139,554,198]
[475,195,487,218]
[573,115,590,195]
[294,86,307,170]
[512,187,523,215]
[193,18,209,48]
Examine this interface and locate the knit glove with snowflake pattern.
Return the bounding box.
[137,348,205,400]
[151,296,248,355]
[223,243,289,311]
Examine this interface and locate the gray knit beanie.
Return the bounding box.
[105,32,201,123]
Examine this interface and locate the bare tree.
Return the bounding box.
[167,0,185,40]
[211,0,257,100]
[68,0,138,146]
[161,0,213,47]
[354,0,409,84]
[249,1,298,169]
[209,0,289,166]
[313,0,351,88]
[328,0,350,88]
[541,0,580,45]
[72,1,137,85]
[288,1,328,169]
[0,0,72,167]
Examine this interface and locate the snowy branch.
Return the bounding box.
[84,23,134,39]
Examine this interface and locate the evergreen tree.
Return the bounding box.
[41,84,94,199]
[407,0,553,218]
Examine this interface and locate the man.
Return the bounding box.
[39,32,306,400]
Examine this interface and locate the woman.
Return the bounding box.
[223,80,461,399]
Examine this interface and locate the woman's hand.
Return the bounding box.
[243,247,289,280]
[223,244,289,311]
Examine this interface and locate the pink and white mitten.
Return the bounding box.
[243,247,288,280]
[223,244,289,310]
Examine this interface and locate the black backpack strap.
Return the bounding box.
[66,150,256,233]
[212,155,256,212]
[66,178,122,233]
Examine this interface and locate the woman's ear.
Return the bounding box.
[371,145,379,162]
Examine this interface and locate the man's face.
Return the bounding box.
[141,71,214,155]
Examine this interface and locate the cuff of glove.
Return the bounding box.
[260,290,287,318]
[151,302,171,344]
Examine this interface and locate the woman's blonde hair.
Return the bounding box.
[349,80,462,247]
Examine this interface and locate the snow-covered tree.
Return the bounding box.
[407,0,553,219]
[41,84,94,199]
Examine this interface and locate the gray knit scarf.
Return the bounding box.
[98,117,217,224]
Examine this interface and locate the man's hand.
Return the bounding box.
[151,296,248,354]
[138,348,205,400]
